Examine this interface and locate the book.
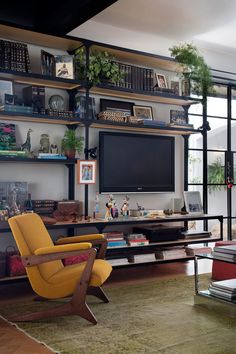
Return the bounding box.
[214,245,236,255]
[212,251,236,262]
[182,230,211,239]
[208,287,236,300]
[128,240,149,246]
[185,245,212,256]
[211,278,236,292]
[107,240,127,247]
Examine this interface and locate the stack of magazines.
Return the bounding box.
[209,278,236,301]
[212,244,236,262]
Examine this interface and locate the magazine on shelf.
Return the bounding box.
[214,245,236,255]
[211,278,236,292]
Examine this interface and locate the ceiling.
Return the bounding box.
[0,0,118,35]
[70,0,236,55]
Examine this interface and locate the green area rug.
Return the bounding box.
[1,274,236,354]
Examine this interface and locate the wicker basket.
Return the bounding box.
[127,116,144,124]
[97,111,127,123]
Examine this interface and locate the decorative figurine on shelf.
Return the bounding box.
[121,195,130,217]
[21,128,33,153]
[39,133,50,153]
[50,144,58,154]
[111,199,119,218]
[105,194,114,220]
[93,192,100,219]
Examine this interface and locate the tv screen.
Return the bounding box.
[99,132,175,193]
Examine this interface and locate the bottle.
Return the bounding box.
[25,193,33,212]
[93,192,99,219]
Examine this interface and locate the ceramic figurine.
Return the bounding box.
[105,194,114,220]
[21,128,33,153]
[39,133,50,153]
[50,144,58,154]
[121,195,130,216]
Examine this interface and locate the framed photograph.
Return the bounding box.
[183,191,203,214]
[0,80,13,107]
[100,99,134,116]
[77,160,96,184]
[41,50,55,76]
[75,95,96,119]
[55,55,74,79]
[133,105,153,120]
[170,81,180,95]
[155,73,168,89]
[170,110,187,125]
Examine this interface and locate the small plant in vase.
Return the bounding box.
[61,129,84,159]
[74,47,123,86]
[169,43,213,97]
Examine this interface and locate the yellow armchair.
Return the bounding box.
[8,213,112,325]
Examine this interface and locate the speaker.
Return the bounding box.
[172,198,183,213]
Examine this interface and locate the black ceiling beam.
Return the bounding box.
[0,0,118,36]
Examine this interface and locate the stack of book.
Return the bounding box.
[37,153,67,160]
[185,245,212,256]
[181,230,212,239]
[209,278,236,302]
[212,244,236,262]
[0,39,31,72]
[32,200,56,215]
[125,233,149,246]
[103,231,127,247]
[155,246,186,260]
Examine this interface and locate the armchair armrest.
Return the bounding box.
[55,234,108,259]
[22,242,95,267]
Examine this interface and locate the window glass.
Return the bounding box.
[188,115,203,149]
[207,85,227,117]
[207,117,227,150]
[188,150,203,184]
[207,151,225,186]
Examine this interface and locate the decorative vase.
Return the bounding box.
[65,149,76,159]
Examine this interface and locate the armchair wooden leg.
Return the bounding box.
[87,286,109,303]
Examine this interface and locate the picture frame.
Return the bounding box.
[55,55,74,80]
[75,95,96,120]
[155,73,168,89]
[0,80,13,107]
[77,160,96,184]
[41,50,55,76]
[133,105,153,120]
[183,191,203,214]
[170,81,180,95]
[170,110,187,125]
[100,99,134,116]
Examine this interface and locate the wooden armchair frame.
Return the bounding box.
[10,245,109,325]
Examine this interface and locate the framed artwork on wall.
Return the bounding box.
[77,160,96,184]
[133,105,153,120]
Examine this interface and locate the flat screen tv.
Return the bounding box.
[99,132,175,193]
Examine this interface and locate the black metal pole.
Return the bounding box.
[227,85,232,240]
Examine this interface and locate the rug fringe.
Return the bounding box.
[0,315,60,354]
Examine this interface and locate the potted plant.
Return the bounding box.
[169,43,213,97]
[74,47,123,86]
[61,129,84,159]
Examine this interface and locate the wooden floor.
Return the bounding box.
[0,259,212,354]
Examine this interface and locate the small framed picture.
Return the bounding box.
[155,73,168,89]
[183,191,203,214]
[0,80,13,107]
[77,160,96,184]
[133,105,153,120]
[170,81,180,95]
[55,55,74,80]
[170,110,187,125]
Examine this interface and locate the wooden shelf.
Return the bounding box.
[0,24,83,51]
[91,120,198,135]
[0,111,82,125]
[92,43,182,72]
[90,85,200,106]
[0,156,77,164]
[0,69,83,90]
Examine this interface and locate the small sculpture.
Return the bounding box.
[121,195,130,216]
[50,144,58,154]
[105,194,114,220]
[21,128,33,153]
[39,133,50,153]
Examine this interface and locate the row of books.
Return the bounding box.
[113,61,154,91]
[155,245,212,260]
[0,39,31,73]
[103,231,149,247]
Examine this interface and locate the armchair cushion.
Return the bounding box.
[35,243,92,256]
[56,234,105,244]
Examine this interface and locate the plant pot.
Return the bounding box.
[65,149,76,159]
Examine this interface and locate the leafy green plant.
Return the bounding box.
[74,47,123,86]
[61,129,84,157]
[169,43,213,97]
[208,157,225,193]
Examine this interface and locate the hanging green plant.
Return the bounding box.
[169,43,213,97]
[74,47,123,86]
